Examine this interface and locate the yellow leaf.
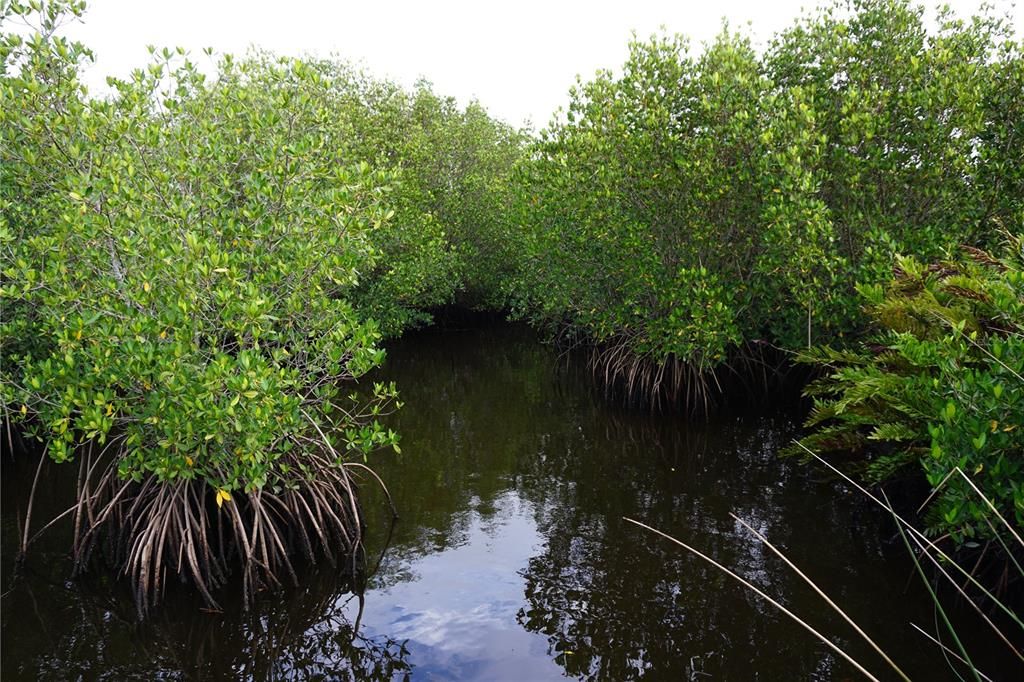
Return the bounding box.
[143,281,151,292]
[990,420,999,433]
[1005,424,1018,432]
[159,330,167,339]
[216,489,232,508]
[185,456,194,467]
[75,329,82,340]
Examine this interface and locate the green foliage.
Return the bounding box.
[300,67,526,329]
[386,86,527,311]
[512,30,766,371]
[3,0,1021,597]
[791,236,1024,544]
[1,4,409,496]
[1,0,524,495]
[510,0,1022,390]
[766,0,1020,312]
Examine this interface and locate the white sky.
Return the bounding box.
[59,0,1022,128]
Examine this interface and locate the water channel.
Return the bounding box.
[1,321,1014,680]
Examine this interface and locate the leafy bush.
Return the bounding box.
[303,66,526,328]
[511,31,767,374]
[1,0,524,607]
[792,235,1024,544]
[510,0,1022,402]
[0,2,435,607]
[373,84,527,311]
[3,24,402,491]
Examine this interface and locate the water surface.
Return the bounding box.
[2,322,1015,680]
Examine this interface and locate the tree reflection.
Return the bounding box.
[366,323,861,679]
[5,321,997,679]
[511,414,833,680]
[2,517,412,680]
[238,321,985,680]
[154,568,413,680]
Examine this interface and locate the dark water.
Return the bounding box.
[2,322,1018,680]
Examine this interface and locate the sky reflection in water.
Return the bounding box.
[3,322,1016,680]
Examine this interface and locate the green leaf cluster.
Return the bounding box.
[510,0,1022,380]
[0,4,424,494]
[305,67,526,330]
[791,235,1024,544]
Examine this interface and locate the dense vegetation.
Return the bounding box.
[505,0,1024,587]
[791,237,1024,545]
[2,0,1022,620]
[0,0,520,609]
[312,65,526,329]
[510,0,1022,405]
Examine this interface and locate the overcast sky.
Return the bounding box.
[60,0,1022,128]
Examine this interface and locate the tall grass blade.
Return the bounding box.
[882,490,983,682]
[921,466,1024,582]
[793,441,1024,633]
[729,513,911,681]
[954,468,1024,552]
[623,517,882,682]
[909,624,995,682]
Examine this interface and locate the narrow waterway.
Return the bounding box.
[1,321,1014,680]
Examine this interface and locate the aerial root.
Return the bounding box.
[585,333,716,412]
[584,335,791,412]
[56,446,373,616]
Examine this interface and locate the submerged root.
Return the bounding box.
[65,445,374,617]
[586,334,793,412]
[587,337,714,412]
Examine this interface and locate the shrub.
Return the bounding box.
[305,67,526,328]
[791,235,1024,544]
[1,0,524,609]
[2,3,407,609]
[510,30,777,402]
[510,0,1022,403]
